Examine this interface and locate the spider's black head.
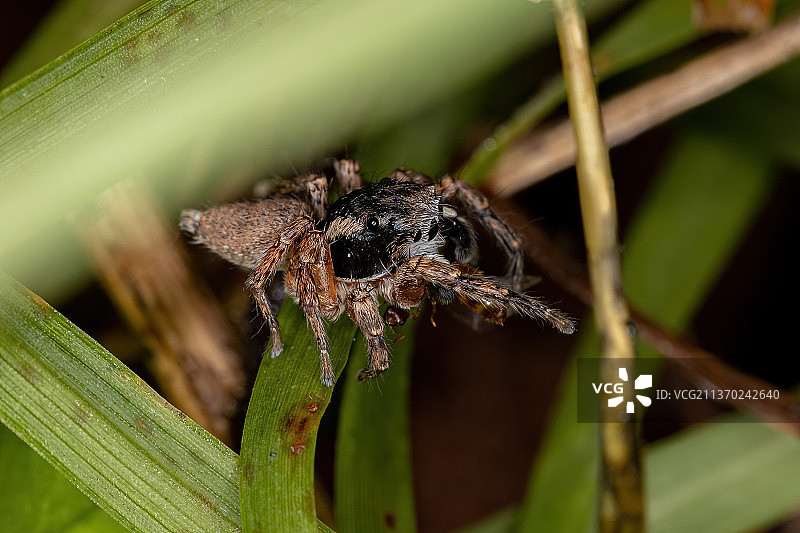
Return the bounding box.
[323,178,468,280]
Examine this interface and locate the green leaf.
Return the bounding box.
[0,0,597,296]
[0,0,146,87]
[238,300,358,533]
[591,0,697,78]
[517,130,776,531]
[0,272,241,533]
[648,416,800,533]
[0,424,127,533]
[335,322,417,533]
[621,131,774,331]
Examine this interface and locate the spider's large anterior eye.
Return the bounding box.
[367,217,379,230]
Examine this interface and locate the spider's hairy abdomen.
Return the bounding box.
[181,196,311,269]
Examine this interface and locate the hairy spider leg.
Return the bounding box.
[438,176,525,291]
[394,257,575,334]
[285,229,340,386]
[270,173,329,221]
[346,287,390,381]
[246,216,316,359]
[333,159,363,195]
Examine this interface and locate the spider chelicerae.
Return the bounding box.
[181,160,575,386]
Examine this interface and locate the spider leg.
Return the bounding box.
[438,175,525,290]
[390,168,431,186]
[270,173,329,221]
[333,159,363,195]
[346,287,390,381]
[285,229,340,386]
[395,257,575,334]
[246,216,315,358]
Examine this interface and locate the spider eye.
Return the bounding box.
[367,217,380,230]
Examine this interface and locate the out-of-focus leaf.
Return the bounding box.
[621,131,774,331]
[0,272,241,533]
[334,322,417,533]
[517,131,775,532]
[592,0,697,78]
[0,0,624,297]
[648,416,800,533]
[690,65,800,170]
[0,424,127,533]
[238,300,358,533]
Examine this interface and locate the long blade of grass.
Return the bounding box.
[517,131,775,531]
[334,322,417,533]
[238,300,358,533]
[0,424,128,533]
[0,0,146,87]
[0,272,241,533]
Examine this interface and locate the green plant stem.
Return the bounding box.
[552,0,642,531]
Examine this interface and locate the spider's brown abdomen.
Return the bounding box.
[180,196,311,269]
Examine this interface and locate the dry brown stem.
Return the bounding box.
[78,181,247,445]
[489,11,800,197]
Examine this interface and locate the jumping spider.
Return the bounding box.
[181,160,575,386]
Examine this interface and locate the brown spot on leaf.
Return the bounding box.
[137,418,150,432]
[187,485,214,509]
[178,11,197,28]
[241,462,255,481]
[155,45,172,64]
[281,399,324,456]
[165,2,182,17]
[384,513,397,530]
[137,7,154,21]
[18,362,38,384]
[215,8,232,30]
[290,440,306,455]
[72,405,90,424]
[26,291,52,317]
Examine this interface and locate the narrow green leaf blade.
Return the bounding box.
[335,322,417,533]
[648,417,800,533]
[0,0,146,87]
[239,300,358,533]
[0,424,127,533]
[0,272,241,533]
